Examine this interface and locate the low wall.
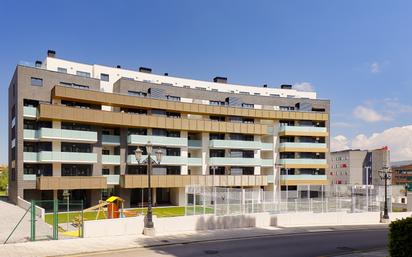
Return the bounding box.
[389,212,412,221]
[83,216,145,238]
[17,196,45,220]
[274,212,381,227]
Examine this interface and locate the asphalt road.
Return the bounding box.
[77,228,388,257]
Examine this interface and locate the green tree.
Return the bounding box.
[0,168,8,192]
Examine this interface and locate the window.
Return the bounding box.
[31,77,43,87]
[100,73,110,82]
[57,67,67,73]
[76,71,91,78]
[242,103,254,109]
[128,90,147,97]
[166,95,180,101]
[102,169,110,175]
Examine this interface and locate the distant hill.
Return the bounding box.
[391,160,412,167]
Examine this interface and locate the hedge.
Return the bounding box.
[388,216,412,257]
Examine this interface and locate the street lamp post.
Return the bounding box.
[210,166,217,215]
[379,167,392,222]
[135,141,163,235]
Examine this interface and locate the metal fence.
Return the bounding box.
[185,184,398,216]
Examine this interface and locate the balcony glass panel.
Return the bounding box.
[39,128,97,142]
[37,151,97,163]
[280,175,327,180]
[279,159,327,165]
[209,157,261,166]
[128,135,187,147]
[188,140,202,148]
[23,106,37,118]
[279,142,327,149]
[104,174,120,185]
[279,125,327,133]
[23,152,38,162]
[23,174,37,181]
[188,158,202,166]
[23,129,37,140]
[209,140,261,149]
[261,159,274,167]
[102,155,121,165]
[102,135,120,145]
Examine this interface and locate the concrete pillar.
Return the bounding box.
[201,132,209,175]
[93,127,102,176]
[181,131,188,175]
[120,128,128,175]
[53,190,58,200]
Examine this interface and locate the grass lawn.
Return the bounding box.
[44,206,213,225]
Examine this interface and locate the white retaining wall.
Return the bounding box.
[17,196,45,220]
[389,212,412,221]
[83,216,145,238]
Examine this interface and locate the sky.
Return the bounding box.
[1,0,412,163]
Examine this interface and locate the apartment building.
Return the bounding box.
[392,163,412,192]
[8,50,330,208]
[329,147,390,186]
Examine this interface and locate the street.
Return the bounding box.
[75,228,388,257]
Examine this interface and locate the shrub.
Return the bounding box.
[388,217,412,257]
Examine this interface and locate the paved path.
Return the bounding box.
[0,225,388,257]
[0,200,53,243]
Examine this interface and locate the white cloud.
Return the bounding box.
[293,82,314,92]
[332,125,412,162]
[353,105,390,122]
[370,62,380,73]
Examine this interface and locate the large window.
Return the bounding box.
[57,67,67,73]
[76,71,91,78]
[31,77,43,87]
[62,164,92,176]
[100,73,110,82]
[24,164,52,176]
[61,143,92,153]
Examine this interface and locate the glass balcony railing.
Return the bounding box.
[23,128,97,142]
[209,140,262,150]
[24,151,97,163]
[127,155,186,165]
[187,158,202,166]
[279,142,327,149]
[23,106,37,118]
[279,159,327,165]
[188,140,202,148]
[208,157,261,166]
[102,135,121,145]
[23,174,37,181]
[261,159,274,166]
[261,143,274,151]
[280,174,327,181]
[102,155,121,165]
[279,125,327,133]
[128,135,187,147]
[104,174,120,185]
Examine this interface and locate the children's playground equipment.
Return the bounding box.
[82,196,138,220]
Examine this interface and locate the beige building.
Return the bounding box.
[8,51,330,208]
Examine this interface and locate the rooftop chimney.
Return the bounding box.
[281,84,292,89]
[47,50,56,57]
[116,65,121,68]
[35,60,42,68]
[139,67,152,73]
[213,76,227,83]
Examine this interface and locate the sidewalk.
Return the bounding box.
[333,248,388,257]
[0,224,388,257]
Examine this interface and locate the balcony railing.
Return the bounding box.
[102,155,121,165]
[104,174,120,185]
[23,174,37,181]
[280,174,328,185]
[209,157,261,166]
[23,106,37,118]
[209,139,262,150]
[279,159,327,165]
[127,155,186,165]
[37,176,107,190]
[187,158,202,166]
[102,135,121,145]
[24,151,97,163]
[279,125,327,133]
[128,135,187,147]
[188,140,202,148]
[23,128,97,142]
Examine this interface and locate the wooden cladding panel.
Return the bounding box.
[37,176,107,190]
[52,85,328,121]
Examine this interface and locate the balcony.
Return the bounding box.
[37,176,107,190]
[24,151,97,163]
[23,174,37,181]
[102,155,121,165]
[278,142,327,153]
[127,155,186,165]
[261,143,274,151]
[188,140,202,148]
[23,128,97,142]
[120,174,268,188]
[279,125,328,137]
[261,159,274,167]
[279,158,327,169]
[280,174,328,185]
[102,135,120,145]
[23,106,37,118]
[104,174,120,185]
[209,140,261,150]
[187,158,202,166]
[209,157,261,166]
[128,135,187,147]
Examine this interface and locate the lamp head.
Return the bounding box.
[146,141,153,155]
[155,148,163,163]
[135,147,143,163]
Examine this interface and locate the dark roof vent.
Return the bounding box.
[47,50,56,57]
[281,84,292,89]
[213,76,227,83]
[164,73,168,76]
[35,60,42,67]
[116,65,121,68]
[139,67,152,73]
[263,84,268,88]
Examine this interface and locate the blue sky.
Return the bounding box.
[1,0,412,162]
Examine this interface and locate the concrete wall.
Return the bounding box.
[17,196,45,220]
[83,216,145,238]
